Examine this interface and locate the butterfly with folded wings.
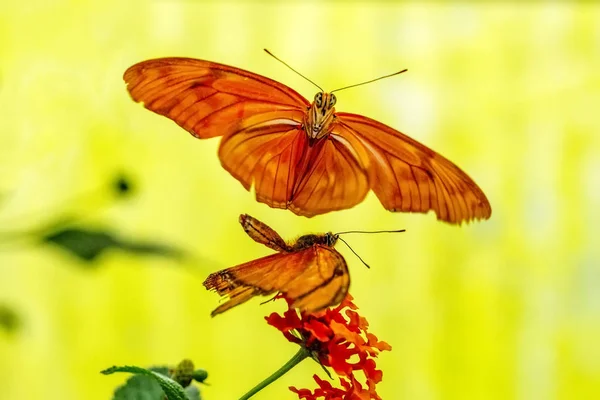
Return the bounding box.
[203,214,350,316]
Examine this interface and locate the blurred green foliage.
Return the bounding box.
[43,226,183,263]
[0,305,20,335]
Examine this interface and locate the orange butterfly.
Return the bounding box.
[203,214,350,316]
[124,51,491,224]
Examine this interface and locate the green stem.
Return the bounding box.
[238,347,310,400]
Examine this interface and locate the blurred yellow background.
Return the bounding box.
[1,1,599,399]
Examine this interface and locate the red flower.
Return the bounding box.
[266,294,391,400]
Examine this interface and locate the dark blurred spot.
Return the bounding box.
[112,173,135,198]
[0,305,20,334]
[43,227,184,264]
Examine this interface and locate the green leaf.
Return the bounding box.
[118,239,183,259]
[102,365,189,400]
[110,367,167,400]
[44,228,116,261]
[42,227,183,262]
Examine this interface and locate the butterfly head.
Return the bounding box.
[306,92,337,142]
[325,232,339,247]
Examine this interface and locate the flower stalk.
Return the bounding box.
[238,347,310,400]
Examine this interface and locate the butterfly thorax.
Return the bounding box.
[290,232,338,252]
[304,92,337,142]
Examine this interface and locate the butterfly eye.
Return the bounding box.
[329,94,337,107]
[325,232,336,246]
[314,92,323,107]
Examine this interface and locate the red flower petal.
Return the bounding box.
[290,386,317,400]
[345,309,369,332]
[327,343,354,376]
[329,320,365,348]
[362,358,383,384]
[266,311,299,331]
[366,333,392,352]
[304,319,333,342]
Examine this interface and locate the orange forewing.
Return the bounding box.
[203,214,349,316]
[124,57,491,224]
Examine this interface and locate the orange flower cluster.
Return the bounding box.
[266,294,391,400]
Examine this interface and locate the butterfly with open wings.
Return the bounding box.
[124,51,491,224]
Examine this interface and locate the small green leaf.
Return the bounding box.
[102,365,188,400]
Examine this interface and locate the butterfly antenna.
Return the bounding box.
[337,236,371,269]
[335,229,406,235]
[264,48,323,92]
[331,69,408,94]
